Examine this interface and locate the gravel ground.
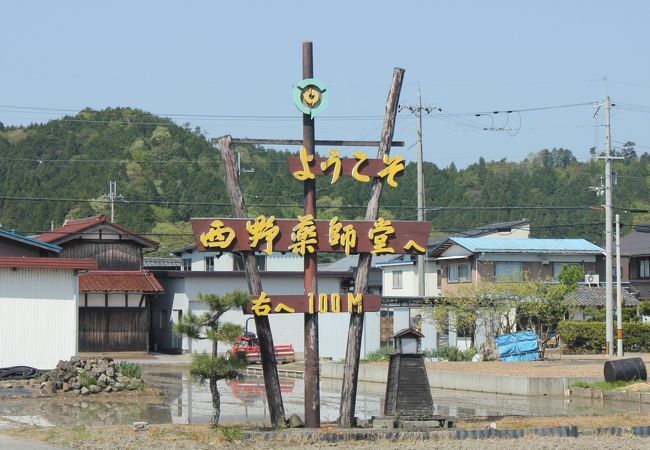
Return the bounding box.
[257,436,650,450]
[9,422,650,450]
[13,433,650,450]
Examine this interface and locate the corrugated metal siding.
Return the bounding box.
[0,268,77,369]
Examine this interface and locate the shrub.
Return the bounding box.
[426,346,478,361]
[558,320,650,352]
[363,346,394,361]
[640,300,650,317]
[117,361,142,379]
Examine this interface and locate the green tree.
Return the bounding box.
[173,290,249,426]
[516,265,583,356]
[425,282,523,350]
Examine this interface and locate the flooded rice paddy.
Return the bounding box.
[1,366,649,428]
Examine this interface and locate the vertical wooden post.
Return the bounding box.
[339,67,405,427]
[217,134,286,427]
[302,40,321,428]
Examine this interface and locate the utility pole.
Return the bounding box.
[616,214,623,357]
[102,181,125,223]
[604,94,614,356]
[237,152,255,176]
[594,90,622,356]
[399,87,440,301]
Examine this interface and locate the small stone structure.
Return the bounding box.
[39,357,144,395]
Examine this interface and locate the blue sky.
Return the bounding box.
[2,1,650,168]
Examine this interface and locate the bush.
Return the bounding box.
[426,346,478,361]
[640,300,650,317]
[363,346,394,361]
[558,320,650,352]
[117,361,142,379]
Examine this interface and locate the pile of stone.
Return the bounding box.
[39,357,144,396]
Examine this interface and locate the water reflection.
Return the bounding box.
[162,367,650,424]
[2,367,650,428]
[169,374,382,424]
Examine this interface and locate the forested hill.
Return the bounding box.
[0,107,648,254]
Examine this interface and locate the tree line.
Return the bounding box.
[1,107,648,254]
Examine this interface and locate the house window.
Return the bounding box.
[448,263,471,283]
[182,258,192,271]
[204,256,214,271]
[233,254,266,271]
[392,270,403,289]
[495,262,523,282]
[640,259,650,279]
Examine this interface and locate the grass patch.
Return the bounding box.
[572,380,636,390]
[70,424,91,440]
[219,426,242,443]
[118,361,142,379]
[78,373,97,389]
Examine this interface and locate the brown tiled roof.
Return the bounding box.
[629,281,650,300]
[621,225,650,257]
[392,328,425,339]
[36,215,158,248]
[79,270,164,293]
[0,257,98,270]
[571,285,640,307]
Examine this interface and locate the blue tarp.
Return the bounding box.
[495,331,540,362]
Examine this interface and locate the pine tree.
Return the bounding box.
[173,290,249,426]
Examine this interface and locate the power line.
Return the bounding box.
[0,194,606,212]
[0,101,598,123]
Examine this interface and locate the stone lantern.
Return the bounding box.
[383,328,434,419]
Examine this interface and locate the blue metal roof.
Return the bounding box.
[450,238,604,254]
[0,228,63,252]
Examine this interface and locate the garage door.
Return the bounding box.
[79,307,148,352]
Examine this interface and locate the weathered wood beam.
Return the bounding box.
[210,138,404,147]
[302,40,320,429]
[216,134,286,427]
[339,67,405,427]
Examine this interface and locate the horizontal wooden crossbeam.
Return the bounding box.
[211,138,404,147]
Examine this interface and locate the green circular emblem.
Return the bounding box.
[293,78,329,118]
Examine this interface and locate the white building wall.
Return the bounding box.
[381,262,441,298]
[381,264,417,297]
[83,293,143,307]
[186,252,303,272]
[0,268,77,369]
[163,275,368,359]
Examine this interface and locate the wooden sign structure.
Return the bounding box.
[201,44,417,428]
[191,218,430,256]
